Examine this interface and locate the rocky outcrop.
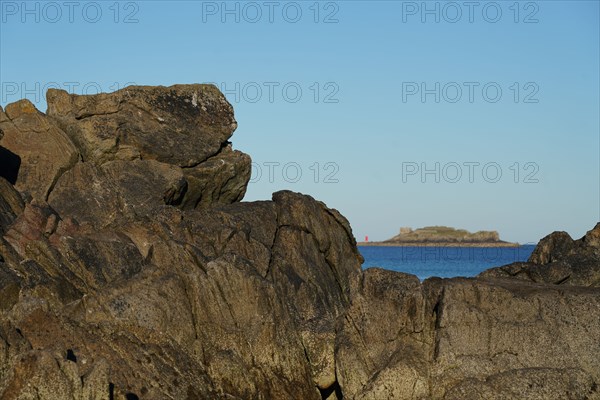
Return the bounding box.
[0,190,361,399]
[46,85,236,167]
[1,85,599,399]
[338,223,600,398]
[0,85,361,399]
[336,269,600,399]
[480,223,600,286]
[46,84,251,213]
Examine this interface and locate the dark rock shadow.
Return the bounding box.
[0,146,20,185]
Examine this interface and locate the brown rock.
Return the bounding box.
[481,223,600,286]
[2,84,600,400]
[180,144,251,209]
[0,100,79,201]
[44,84,250,211]
[336,268,430,399]
[444,368,596,400]
[48,159,187,228]
[428,278,600,398]
[337,271,600,399]
[529,231,579,264]
[47,84,237,167]
[0,177,24,234]
[0,189,364,399]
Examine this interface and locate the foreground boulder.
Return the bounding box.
[1,85,599,399]
[0,189,361,399]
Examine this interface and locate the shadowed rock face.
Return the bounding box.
[1,85,599,399]
[0,146,21,185]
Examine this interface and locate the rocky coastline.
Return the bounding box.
[0,85,598,399]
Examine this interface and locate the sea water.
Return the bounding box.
[358,245,536,280]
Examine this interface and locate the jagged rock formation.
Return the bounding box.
[0,85,599,399]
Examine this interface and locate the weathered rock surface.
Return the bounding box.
[179,144,251,210]
[47,84,236,167]
[1,188,362,399]
[0,177,24,235]
[1,85,599,399]
[336,268,600,399]
[481,223,600,286]
[46,84,250,214]
[48,159,187,228]
[0,100,79,201]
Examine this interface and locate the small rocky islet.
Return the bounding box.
[359,226,519,247]
[0,84,599,399]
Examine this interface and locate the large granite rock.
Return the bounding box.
[1,84,599,399]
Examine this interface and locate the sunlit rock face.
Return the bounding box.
[0,85,598,399]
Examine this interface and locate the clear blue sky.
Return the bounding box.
[1,0,598,244]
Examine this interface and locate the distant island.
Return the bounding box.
[359,226,519,247]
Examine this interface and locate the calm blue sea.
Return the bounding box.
[358,245,536,280]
